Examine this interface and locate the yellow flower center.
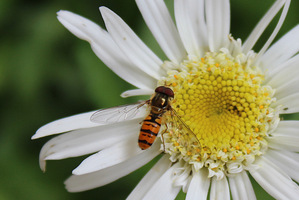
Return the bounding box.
[160,51,277,176]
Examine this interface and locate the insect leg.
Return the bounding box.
[160,123,169,152]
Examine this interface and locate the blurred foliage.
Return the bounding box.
[0,0,298,199]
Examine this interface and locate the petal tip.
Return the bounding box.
[31,127,46,139]
[72,167,83,176]
[31,134,37,140]
[39,159,47,172]
[64,176,80,193]
[120,92,130,98]
[57,10,69,17]
[99,6,109,12]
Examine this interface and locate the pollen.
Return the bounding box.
[160,51,277,178]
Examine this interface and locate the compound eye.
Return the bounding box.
[155,86,174,98]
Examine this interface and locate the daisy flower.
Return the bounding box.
[33,0,299,199]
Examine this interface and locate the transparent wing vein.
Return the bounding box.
[90,102,148,124]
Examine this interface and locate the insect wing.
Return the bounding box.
[90,101,148,124]
[166,108,200,150]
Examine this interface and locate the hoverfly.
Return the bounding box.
[90,86,199,150]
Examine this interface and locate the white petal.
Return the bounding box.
[34,101,147,139]
[229,171,256,200]
[141,162,182,200]
[32,111,98,139]
[57,10,156,90]
[268,133,299,152]
[127,155,171,200]
[260,25,299,73]
[39,119,142,171]
[255,0,290,62]
[65,142,160,192]
[266,54,299,86]
[271,120,299,134]
[242,0,287,54]
[121,88,154,98]
[73,135,143,175]
[174,0,207,56]
[186,168,210,200]
[205,0,230,52]
[100,7,164,80]
[272,92,299,114]
[267,56,299,102]
[136,0,186,63]
[268,120,299,151]
[249,156,299,200]
[266,149,299,183]
[275,120,299,130]
[274,78,299,103]
[210,176,230,200]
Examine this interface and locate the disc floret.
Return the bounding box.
[160,50,278,178]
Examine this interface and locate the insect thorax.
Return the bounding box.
[151,93,170,110]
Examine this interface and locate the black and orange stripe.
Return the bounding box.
[138,113,162,150]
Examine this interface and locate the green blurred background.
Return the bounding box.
[0,0,298,199]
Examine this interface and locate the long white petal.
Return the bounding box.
[39,119,142,171]
[273,92,299,114]
[100,7,164,79]
[73,135,142,175]
[120,88,154,98]
[270,120,299,136]
[65,142,160,192]
[266,56,299,113]
[136,0,186,63]
[265,54,299,86]
[186,168,210,200]
[33,102,147,139]
[174,0,207,56]
[205,0,230,52]
[57,10,156,90]
[255,0,290,62]
[272,78,299,110]
[242,0,286,54]
[260,25,299,73]
[141,162,182,200]
[210,176,230,200]
[268,120,299,151]
[275,120,299,131]
[249,156,299,200]
[268,133,299,152]
[229,171,256,200]
[32,111,98,139]
[127,155,171,200]
[266,149,299,183]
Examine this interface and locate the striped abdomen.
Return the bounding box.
[138,113,162,150]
